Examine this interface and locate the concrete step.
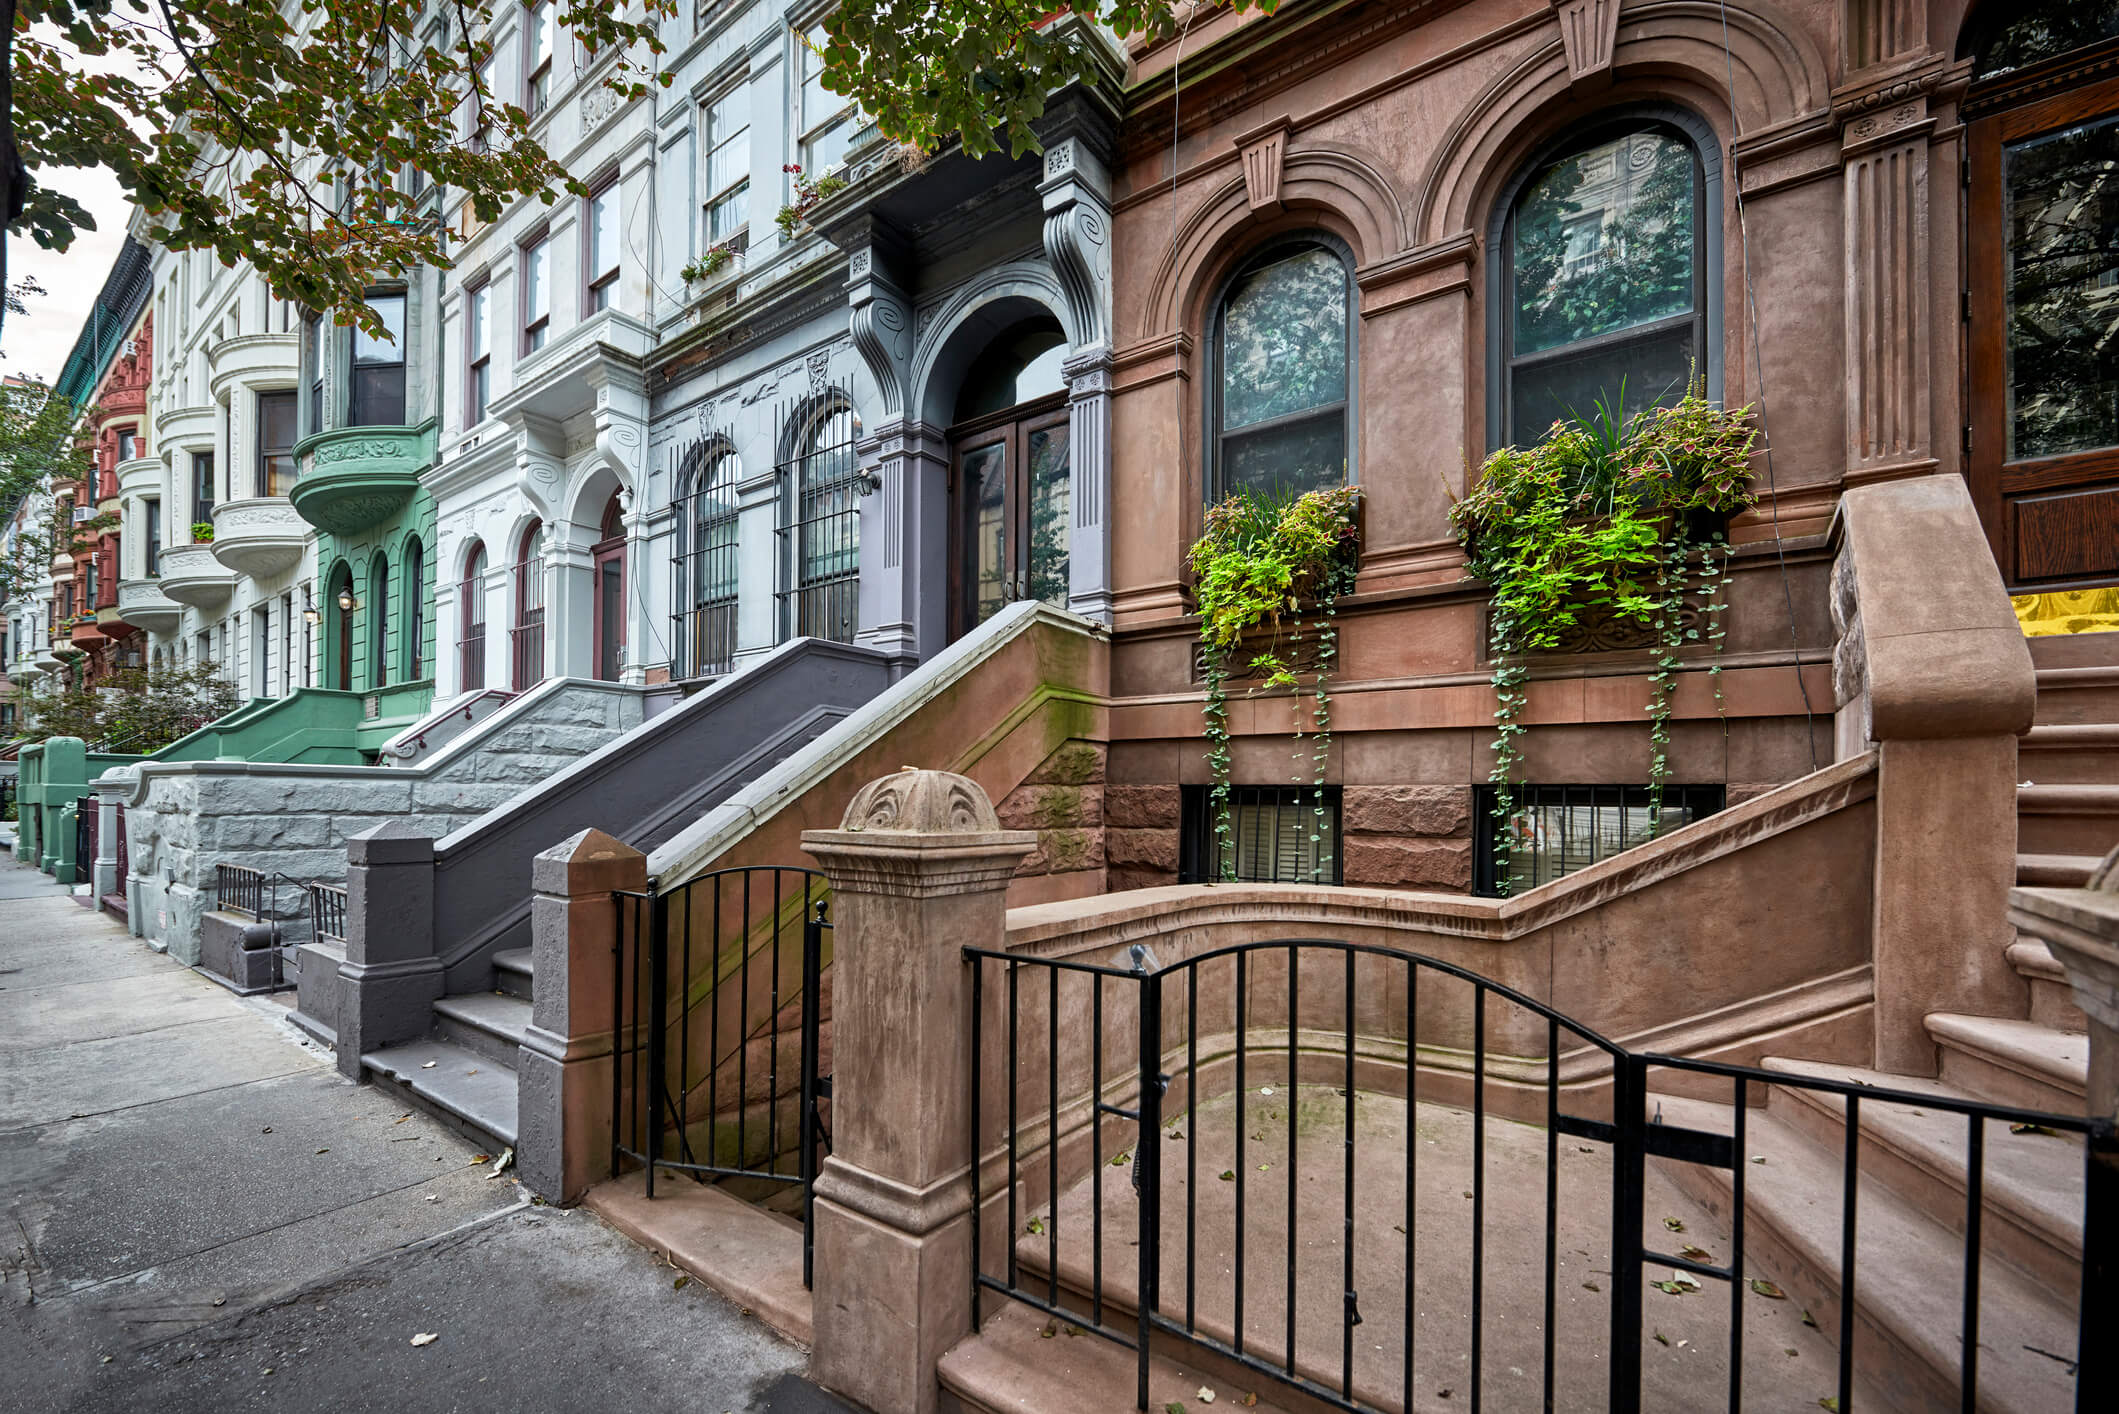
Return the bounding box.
[2014,853,2103,888]
[1926,1013,2088,1114]
[430,990,530,1067]
[288,940,345,1049]
[2007,940,2087,1033]
[2017,724,2119,785]
[1653,1093,2079,1414]
[2014,784,2119,859]
[2031,665,2119,725]
[363,1037,517,1152]
[1759,1058,2083,1294]
[941,1301,1304,1414]
[493,947,534,1001]
[2027,632,2119,671]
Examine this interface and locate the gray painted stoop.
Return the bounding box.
[324,637,907,1153]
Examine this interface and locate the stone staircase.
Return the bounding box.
[361,947,536,1152]
[2014,634,2119,888]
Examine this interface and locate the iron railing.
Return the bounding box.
[217,863,266,920]
[670,438,741,680]
[1178,784,1344,885]
[309,882,347,945]
[74,795,96,885]
[773,384,861,645]
[611,866,833,1286]
[965,937,2114,1414]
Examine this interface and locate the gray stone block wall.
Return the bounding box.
[121,684,643,969]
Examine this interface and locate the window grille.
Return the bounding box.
[1473,783,1724,896]
[1179,785,1343,885]
[670,438,741,678]
[511,527,545,690]
[773,383,861,645]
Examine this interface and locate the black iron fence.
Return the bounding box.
[217,863,266,920]
[611,866,833,1286]
[309,882,347,946]
[966,937,2115,1414]
[74,795,96,883]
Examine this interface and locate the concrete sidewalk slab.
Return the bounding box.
[0,969,243,1050]
[0,1014,320,1131]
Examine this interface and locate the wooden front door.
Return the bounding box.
[591,497,626,682]
[948,398,1071,640]
[1967,74,2119,593]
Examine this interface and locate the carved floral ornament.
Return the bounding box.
[839,767,1001,834]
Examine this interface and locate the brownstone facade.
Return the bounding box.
[1089,0,2109,894]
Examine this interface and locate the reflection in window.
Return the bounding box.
[703,89,750,243]
[1505,127,1702,443]
[2005,113,2119,460]
[1179,785,1343,885]
[349,293,407,426]
[586,181,620,313]
[1214,242,1351,500]
[1969,2,2119,82]
[1026,424,1070,607]
[798,25,857,176]
[257,391,298,496]
[1473,784,1724,896]
[790,402,861,643]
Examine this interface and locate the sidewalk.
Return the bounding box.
[0,854,854,1414]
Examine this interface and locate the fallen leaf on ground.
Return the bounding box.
[261,1126,272,1134]
[315,1148,329,1155]
[486,1146,515,1179]
[1259,1087,1274,1096]
[422,1061,436,1069]
[1819,1399,1839,1412]
[1583,1281,1601,1292]
[1437,1389,1452,1400]
[1680,1244,1711,1261]
[1751,1155,1767,1165]
[673,1275,690,1290]
[2010,1122,2060,1137]
[1026,1218,1045,1235]
[469,1154,491,1165]
[394,1114,411,1125]
[1663,1217,1685,1232]
[1784,1348,1798,1358]
[1039,1322,1056,1340]
[410,1333,438,1347]
[1110,1151,1129,1166]
[1653,1331,1670,1346]
[1750,1278,1786,1299]
[1165,1403,1185,1414]
[1801,1309,1819,1329]
[425,1195,439,1203]
[1197,1387,1216,1404]
[1240,1396,1257,1408]
[1462,1190,1474,1199]
[1392,1223,1407,1235]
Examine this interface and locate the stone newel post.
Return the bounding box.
[335,820,440,1080]
[801,769,1035,1414]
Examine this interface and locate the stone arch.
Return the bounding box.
[558,458,628,540]
[908,262,1077,430]
[1137,144,1407,341]
[1414,0,1831,246]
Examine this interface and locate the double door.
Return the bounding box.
[950,401,1071,639]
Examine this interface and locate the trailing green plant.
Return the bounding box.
[1449,381,1754,893]
[680,242,741,283]
[775,164,850,240]
[1187,483,1361,882]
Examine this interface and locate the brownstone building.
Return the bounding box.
[1091,0,2119,896]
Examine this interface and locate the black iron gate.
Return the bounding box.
[612,866,833,1287]
[966,938,2116,1414]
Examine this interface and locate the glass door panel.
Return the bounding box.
[959,440,1010,630]
[1025,420,1070,607]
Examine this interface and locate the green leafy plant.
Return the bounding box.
[680,242,742,283]
[1187,484,1361,882]
[190,521,216,544]
[1450,381,1753,893]
[774,164,850,240]
[11,661,242,753]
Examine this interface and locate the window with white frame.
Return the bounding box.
[521,232,550,353]
[585,178,620,313]
[471,55,497,153]
[797,24,855,176]
[465,281,491,423]
[524,1,556,117]
[702,88,750,247]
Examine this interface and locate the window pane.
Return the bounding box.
[1220,247,1346,431]
[707,99,749,196]
[351,364,408,426]
[1509,324,1694,446]
[524,241,549,322]
[1220,413,1345,500]
[353,294,406,365]
[2005,113,2119,460]
[467,286,488,360]
[1512,131,1696,356]
[589,186,618,275]
[1972,2,2119,82]
[803,119,851,177]
[1026,425,1070,607]
[708,183,749,242]
[963,442,1008,627]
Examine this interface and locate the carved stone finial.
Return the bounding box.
[839,767,1002,834]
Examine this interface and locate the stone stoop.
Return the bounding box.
[938,1302,1304,1414]
[360,954,535,1156]
[2014,785,2119,860]
[2005,940,2088,1033]
[2015,639,2119,885]
[1652,1088,2080,1414]
[1923,1013,2088,1114]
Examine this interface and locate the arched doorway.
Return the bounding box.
[948,315,1070,639]
[591,496,626,682]
[328,562,356,690]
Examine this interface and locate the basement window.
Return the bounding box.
[1473,783,1724,897]
[1180,785,1343,885]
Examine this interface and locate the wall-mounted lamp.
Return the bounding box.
[336,588,361,612]
[301,607,322,626]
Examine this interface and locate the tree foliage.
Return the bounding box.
[816,2,1277,160]
[0,374,99,607]
[8,658,241,750]
[4,1,677,339]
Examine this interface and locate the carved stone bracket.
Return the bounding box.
[1041,136,1114,348]
[845,220,914,419]
[1554,0,1620,90]
[1235,117,1293,211]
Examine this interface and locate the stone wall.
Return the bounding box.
[117,682,642,963]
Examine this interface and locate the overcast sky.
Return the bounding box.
[4,165,139,387]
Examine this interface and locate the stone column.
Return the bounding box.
[91,787,120,901]
[517,828,644,1203]
[854,418,948,664]
[801,769,1036,1414]
[333,820,441,1080]
[546,521,593,681]
[1062,348,1114,623]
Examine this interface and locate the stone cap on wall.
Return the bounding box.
[803,767,1036,897]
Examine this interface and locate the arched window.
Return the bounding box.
[787,400,861,643]
[328,562,355,690]
[460,541,487,691]
[1964,1,2119,592]
[403,537,426,681]
[1210,237,1355,501]
[675,445,740,677]
[512,521,545,690]
[1497,118,1709,447]
[369,555,390,689]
